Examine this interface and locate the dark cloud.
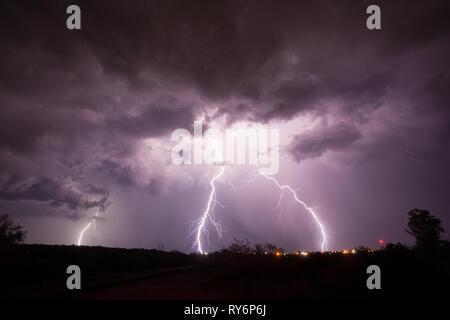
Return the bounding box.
[105,97,196,139]
[289,123,362,161]
[98,160,136,187]
[97,160,167,195]
[1,0,448,130]
[0,176,109,214]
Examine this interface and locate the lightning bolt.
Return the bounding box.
[192,166,225,254]
[193,166,328,253]
[77,207,101,246]
[258,170,328,252]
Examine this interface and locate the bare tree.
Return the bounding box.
[264,243,283,254]
[406,209,444,249]
[0,214,26,245]
[228,238,252,254]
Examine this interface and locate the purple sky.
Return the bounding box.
[0,0,449,252]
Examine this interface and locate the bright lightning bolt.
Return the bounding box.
[193,166,225,254]
[192,166,328,253]
[258,170,328,252]
[77,207,101,246]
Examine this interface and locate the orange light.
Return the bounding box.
[275,251,281,256]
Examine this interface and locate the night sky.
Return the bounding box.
[0,0,449,252]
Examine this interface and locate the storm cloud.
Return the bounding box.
[0,0,449,250]
[289,122,362,161]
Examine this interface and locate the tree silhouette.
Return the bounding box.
[228,238,252,254]
[0,214,26,245]
[263,243,285,254]
[253,244,265,254]
[405,209,444,249]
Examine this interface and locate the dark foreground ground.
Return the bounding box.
[1,244,449,300]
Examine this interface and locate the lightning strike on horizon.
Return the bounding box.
[193,166,225,254]
[193,165,328,254]
[258,170,328,252]
[77,207,101,246]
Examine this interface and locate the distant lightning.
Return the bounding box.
[77,207,101,246]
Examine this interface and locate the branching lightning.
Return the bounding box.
[258,170,328,252]
[76,169,327,252]
[77,207,101,246]
[192,166,225,254]
[192,166,328,254]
